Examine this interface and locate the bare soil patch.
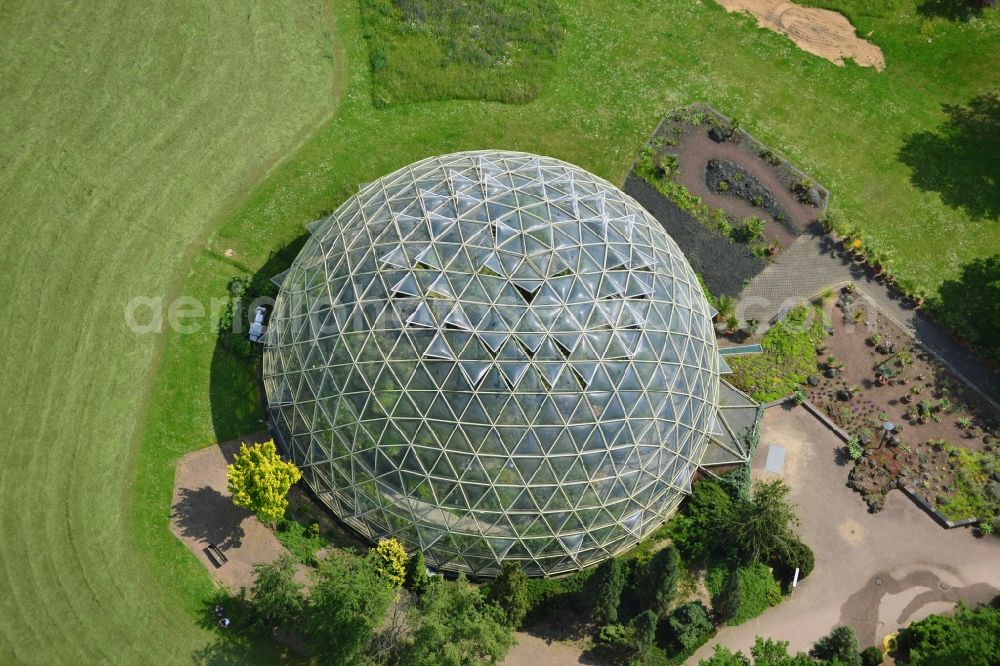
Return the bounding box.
[714,0,885,71]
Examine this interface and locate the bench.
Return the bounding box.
[204,543,228,568]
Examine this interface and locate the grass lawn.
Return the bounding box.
[2,0,998,662]
[0,1,339,662]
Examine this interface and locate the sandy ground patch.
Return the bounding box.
[170,431,310,592]
[715,0,885,70]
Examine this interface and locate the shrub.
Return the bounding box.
[860,645,883,666]
[487,562,530,628]
[810,625,861,666]
[714,563,782,626]
[774,536,815,582]
[595,622,633,648]
[667,601,713,652]
[521,568,593,623]
[370,538,409,588]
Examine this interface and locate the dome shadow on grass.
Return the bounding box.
[208,235,308,444]
[898,92,1000,221]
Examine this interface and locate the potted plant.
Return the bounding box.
[869,333,881,346]
[918,399,934,424]
[877,374,889,386]
[725,315,739,337]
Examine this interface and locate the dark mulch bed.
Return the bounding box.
[623,174,765,298]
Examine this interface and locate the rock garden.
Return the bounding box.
[624,104,827,297]
[802,284,999,530]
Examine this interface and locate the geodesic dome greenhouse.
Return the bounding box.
[263,151,748,577]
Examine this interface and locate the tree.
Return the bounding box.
[810,626,861,666]
[487,561,530,629]
[699,637,813,665]
[405,549,430,593]
[680,478,737,561]
[370,537,409,588]
[307,553,394,665]
[731,480,799,564]
[898,601,1000,665]
[648,545,682,615]
[226,440,301,527]
[590,558,627,624]
[402,575,515,666]
[701,643,751,666]
[249,555,304,630]
[631,610,658,658]
[668,601,713,652]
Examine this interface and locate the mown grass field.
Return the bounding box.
[0,1,340,662]
[2,0,998,663]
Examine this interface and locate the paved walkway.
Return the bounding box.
[169,431,310,592]
[738,227,1000,408]
[691,404,1000,660]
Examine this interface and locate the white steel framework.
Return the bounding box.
[264,151,733,577]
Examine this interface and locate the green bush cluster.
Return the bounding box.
[897,600,1000,664]
[728,305,827,401]
[218,273,277,359]
[359,0,565,107]
[713,563,782,626]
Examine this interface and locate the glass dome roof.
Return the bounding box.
[263,151,723,577]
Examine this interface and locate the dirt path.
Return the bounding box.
[170,431,311,592]
[678,132,819,247]
[714,0,885,70]
[692,405,999,659]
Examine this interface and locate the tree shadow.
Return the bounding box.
[916,0,994,21]
[209,235,308,443]
[191,590,306,665]
[173,485,248,550]
[898,92,1000,220]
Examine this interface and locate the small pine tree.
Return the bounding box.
[226,440,301,528]
[591,559,627,624]
[650,545,681,615]
[370,538,409,588]
[405,549,429,593]
[631,610,658,658]
[714,570,741,625]
[487,562,530,628]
